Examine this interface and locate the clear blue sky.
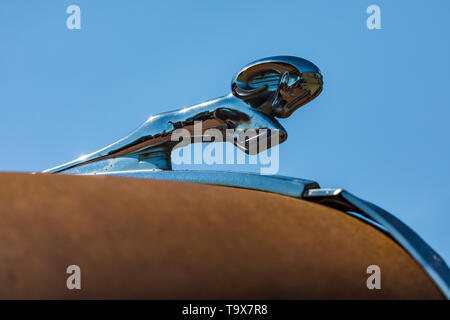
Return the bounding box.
[1,1,449,263]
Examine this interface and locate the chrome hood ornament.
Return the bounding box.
[43,56,450,299]
[44,56,322,174]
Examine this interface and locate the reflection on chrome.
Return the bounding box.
[44,56,323,174]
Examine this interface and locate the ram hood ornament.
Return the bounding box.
[44,56,322,174]
[42,56,450,299]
